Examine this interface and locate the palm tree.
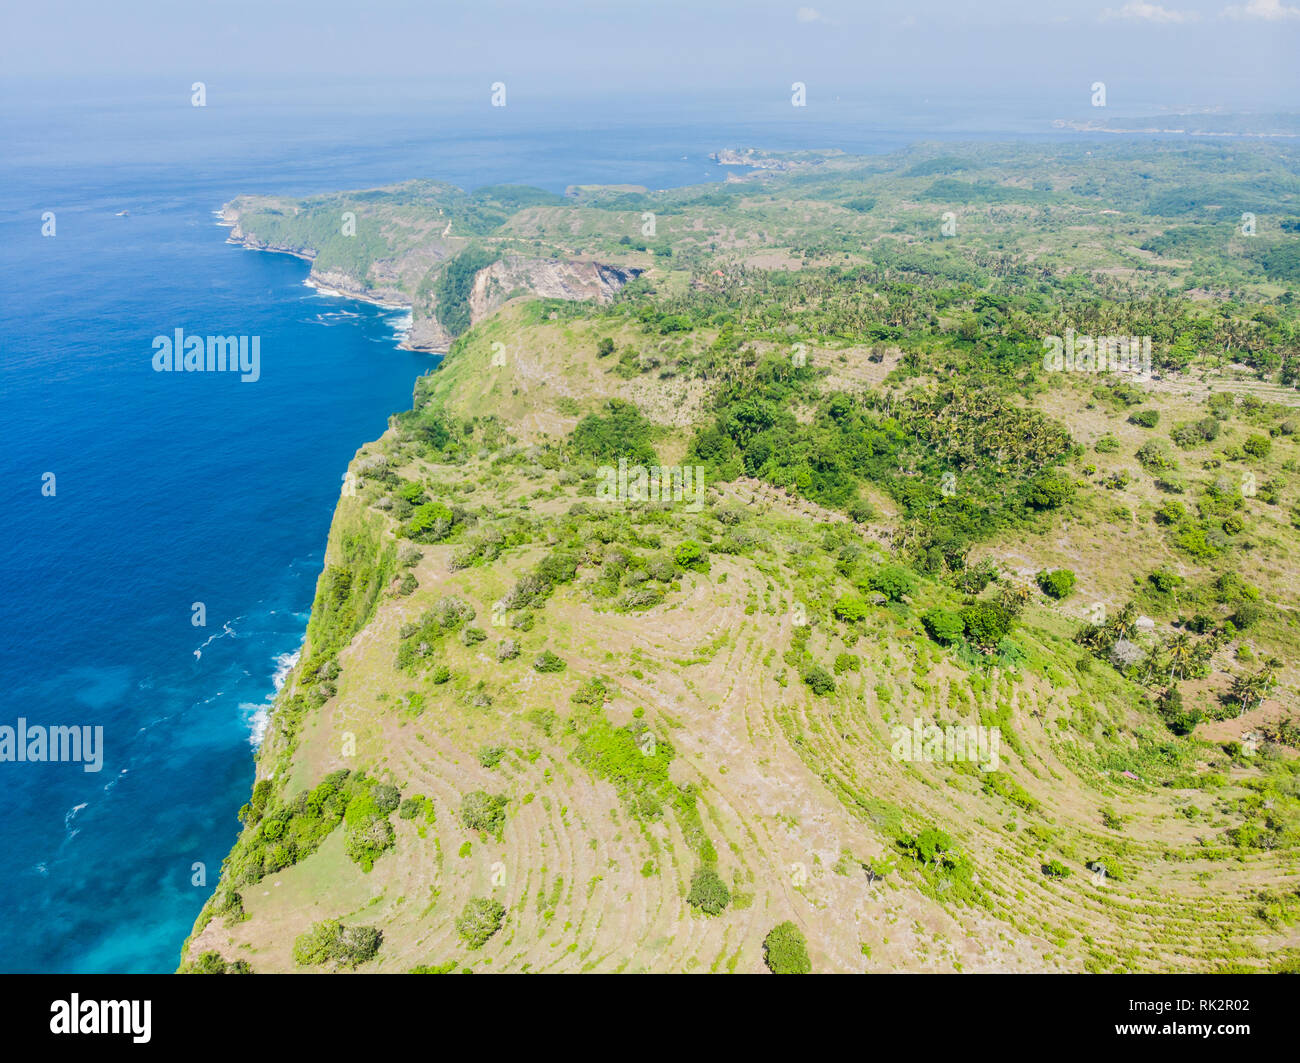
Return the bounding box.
[1229,669,1272,717]
[1165,633,1195,682]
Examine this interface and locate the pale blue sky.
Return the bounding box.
[2,0,1296,110]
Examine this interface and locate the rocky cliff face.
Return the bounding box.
[221,209,316,263]
[467,256,643,324]
[219,202,644,353]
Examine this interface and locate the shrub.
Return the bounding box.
[1232,601,1266,630]
[182,951,252,974]
[763,921,812,974]
[802,664,836,696]
[1042,859,1072,879]
[832,595,870,622]
[960,602,1014,648]
[686,866,731,915]
[398,796,428,820]
[460,790,507,834]
[920,607,965,645]
[370,784,401,814]
[1242,434,1272,459]
[903,827,952,864]
[533,649,567,673]
[1026,471,1074,510]
[571,398,657,464]
[1136,439,1176,472]
[344,814,395,872]
[1154,499,1186,525]
[673,540,710,572]
[1148,568,1183,593]
[1129,409,1159,428]
[1158,687,1202,735]
[955,558,999,594]
[1173,526,1219,560]
[847,498,875,523]
[455,898,505,948]
[1036,568,1076,600]
[292,920,382,969]
[867,564,917,602]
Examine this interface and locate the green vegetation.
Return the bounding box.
[762,922,812,974]
[192,138,1300,976]
[456,898,506,948]
[1036,569,1077,600]
[292,920,382,969]
[460,791,508,836]
[686,866,731,915]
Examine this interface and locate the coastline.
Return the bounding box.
[213,205,448,354]
[181,226,437,967]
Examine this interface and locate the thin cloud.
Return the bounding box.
[1221,0,1300,18]
[796,7,833,24]
[1101,2,1200,22]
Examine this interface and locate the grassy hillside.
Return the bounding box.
[184,141,1300,974]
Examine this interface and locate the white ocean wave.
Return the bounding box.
[64,802,88,841]
[193,621,236,661]
[244,647,301,748]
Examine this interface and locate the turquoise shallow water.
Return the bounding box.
[0,78,1083,971]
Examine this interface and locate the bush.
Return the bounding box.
[903,827,952,864]
[1026,471,1074,510]
[571,398,657,464]
[398,796,428,820]
[955,558,999,594]
[455,898,505,948]
[182,951,252,974]
[762,921,812,974]
[1242,434,1272,459]
[1232,601,1266,630]
[920,607,965,645]
[847,498,875,523]
[1042,859,1072,879]
[1148,568,1183,593]
[802,664,836,696]
[1154,499,1186,525]
[533,649,567,673]
[1172,416,1221,447]
[833,652,860,674]
[1128,409,1159,428]
[1158,687,1202,735]
[832,595,870,622]
[673,540,710,572]
[371,784,401,814]
[460,790,507,834]
[1036,569,1076,600]
[1136,439,1176,472]
[686,866,731,915]
[960,602,1014,648]
[292,920,382,969]
[867,564,917,602]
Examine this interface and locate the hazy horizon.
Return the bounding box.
[3,0,1296,113]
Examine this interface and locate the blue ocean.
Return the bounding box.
[0,79,1085,972]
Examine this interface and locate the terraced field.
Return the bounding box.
[183,142,1300,974]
